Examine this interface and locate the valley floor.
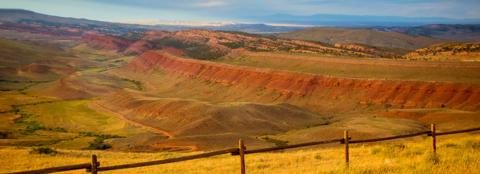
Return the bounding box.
[1,33,479,173]
[1,133,479,174]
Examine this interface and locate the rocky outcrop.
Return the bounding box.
[128,51,480,110]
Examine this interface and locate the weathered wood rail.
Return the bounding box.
[5,124,480,174]
[6,163,91,174]
[97,148,238,172]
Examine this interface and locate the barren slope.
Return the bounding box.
[124,51,480,111]
[99,90,328,137]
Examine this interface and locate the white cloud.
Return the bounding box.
[194,0,227,7]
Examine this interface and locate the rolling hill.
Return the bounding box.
[87,29,380,58]
[276,27,443,50]
[405,42,480,61]
[376,24,480,42]
[1,11,479,154]
[0,38,82,83]
[1,4,480,174]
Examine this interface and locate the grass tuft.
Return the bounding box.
[30,147,58,155]
[464,140,480,149]
[424,153,440,165]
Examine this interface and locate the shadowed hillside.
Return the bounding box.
[377,24,480,42]
[276,27,443,50]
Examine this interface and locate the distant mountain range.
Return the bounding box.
[251,13,480,27]
[0,9,302,34]
[373,24,480,41]
[1,8,480,48]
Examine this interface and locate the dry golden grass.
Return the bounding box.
[1,133,479,174]
[216,51,480,84]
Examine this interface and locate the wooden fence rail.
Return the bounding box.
[97,148,238,172]
[435,127,480,136]
[348,131,431,144]
[6,163,91,174]
[5,125,480,174]
[231,138,344,155]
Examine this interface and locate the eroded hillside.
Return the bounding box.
[1,26,479,152]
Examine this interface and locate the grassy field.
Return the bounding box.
[0,97,161,150]
[0,133,478,174]
[20,100,145,136]
[1,36,479,173]
[216,51,480,84]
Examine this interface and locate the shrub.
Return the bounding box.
[0,132,9,139]
[25,122,46,133]
[260,136,288,147]
[50,127,67,132]
[371,147,382,155]
[84,137,112,150]
[30,147,57,155]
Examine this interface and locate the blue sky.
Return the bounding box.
[1,0,479,24]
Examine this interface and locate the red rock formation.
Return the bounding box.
[129,51,480,111]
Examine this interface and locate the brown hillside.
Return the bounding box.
[126,51,480,111]
[99,90,328,137]
[82,32,132,51]
[333,43,407,57]
[123,30,375,58]
[405,42,480,61]
[276,28,442,50]
[0,38,91,81]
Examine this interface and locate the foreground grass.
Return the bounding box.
[1,133,479,174]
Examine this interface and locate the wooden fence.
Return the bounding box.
[6,124,480,174]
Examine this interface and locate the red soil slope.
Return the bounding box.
[82,32,131,50]
[128,51,480,111]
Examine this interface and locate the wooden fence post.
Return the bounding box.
[431,124,436,154]
[239,139,246,174]
[91,154,98,174]
[344,130,349,165]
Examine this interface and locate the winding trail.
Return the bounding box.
[90,101,174,138]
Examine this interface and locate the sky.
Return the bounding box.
[1,0,480,25]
